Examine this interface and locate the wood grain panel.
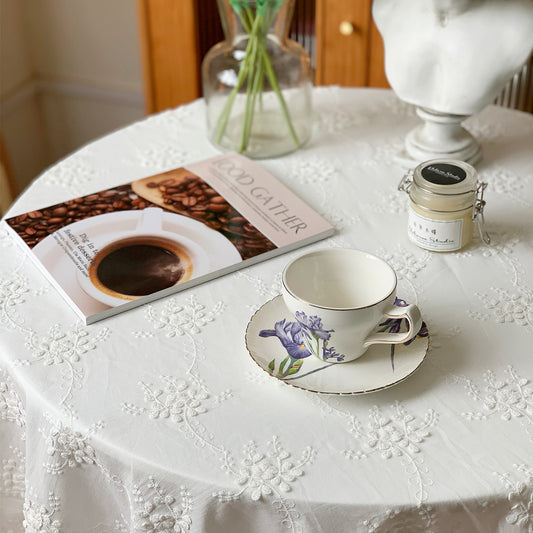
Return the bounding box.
[137,0,201,113]
[315,0,373,86]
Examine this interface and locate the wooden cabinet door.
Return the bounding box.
[315,0,388,87]
[137,0,201,113]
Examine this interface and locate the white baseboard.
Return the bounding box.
[0,81,39,117]
[1,78,144,118]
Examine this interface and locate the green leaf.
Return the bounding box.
[279,355,290,374]
[268,359,275,373]
[256,0,285,16]
[230,0,250,15]
[286,359,304,375]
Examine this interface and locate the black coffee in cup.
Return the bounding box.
[88,237,193,299]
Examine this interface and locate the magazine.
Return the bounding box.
[5,153,334,324]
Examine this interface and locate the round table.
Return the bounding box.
[1,88,533,532]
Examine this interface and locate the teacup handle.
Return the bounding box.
[364,303,422,346]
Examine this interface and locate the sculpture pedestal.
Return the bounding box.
[397,107,482,167]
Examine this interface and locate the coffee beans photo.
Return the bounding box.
[7,185,157,249]
[7,172,276,261]
[135,172,276,260]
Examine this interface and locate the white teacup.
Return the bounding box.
[281,248,422,363]
[78,208,210,307]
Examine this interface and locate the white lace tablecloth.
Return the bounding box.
[1,87,533,533]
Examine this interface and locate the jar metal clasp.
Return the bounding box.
[398,170,413,194]
[473,181,490,245]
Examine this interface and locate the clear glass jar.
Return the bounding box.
[398,159,489,252]
[201,0,312,159]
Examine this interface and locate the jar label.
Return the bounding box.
[408,209,463,251]
[421,163,466,185]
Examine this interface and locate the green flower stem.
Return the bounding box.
[258,45,301,148]
[258,5,300,147]
[243,6,254,32]
[240,24,262,151]
[241,37,267,150]
[215,2,301,153]
[214,19,258,143]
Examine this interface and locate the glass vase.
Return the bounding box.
[202,0,312,159]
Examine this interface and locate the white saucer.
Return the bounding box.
[33,210,241,315]
[245,295,429,395]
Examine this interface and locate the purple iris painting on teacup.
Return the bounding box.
[378,298,429,370]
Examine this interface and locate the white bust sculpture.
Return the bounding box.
[373,0,533,165]
[373,0,533,116]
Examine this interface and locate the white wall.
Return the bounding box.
[1,0,49,193]
[0,0,145,197]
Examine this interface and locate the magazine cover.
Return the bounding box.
[5,153,334,324]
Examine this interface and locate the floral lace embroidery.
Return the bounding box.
[479,165,532,207]
[476,228,523,285]
[215,436,314,533]
[1,446,25,498]
[126,290,232,443]
[131,477,192,533]
[472,287,533,329]
[23,488,62,533]
[379,95,417,117]
[343,402,437,505]
[124,381,311,532]
[289,155,338,185]
[321,206,360,231]
[235,271,283,311]
[123,374,232,451]
[462,366,533,429]
[287,155,341,210]
[0,368,26,433]
[371,189,409,214]
[378,246,430,304]
[134,294,225,338]
[0,224,14,247]
[379,246,430,282]
[123,376,209,423]
[40,148,100,194]
[157,105,196,124]
[0,274,30,330]
[41,415,103,475]
[352,138,405,167]
[215,437,313,502]
[135,144,191,171]
[26,323,109,365]
[316,108,367,134]
[495,464,533,530]
[16,322,110,410]
[362,505,437,533]
[142,102,196,128]
[464,111,512,143]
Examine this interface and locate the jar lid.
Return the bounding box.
[405,159,479,212]
[413,159,478,196]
